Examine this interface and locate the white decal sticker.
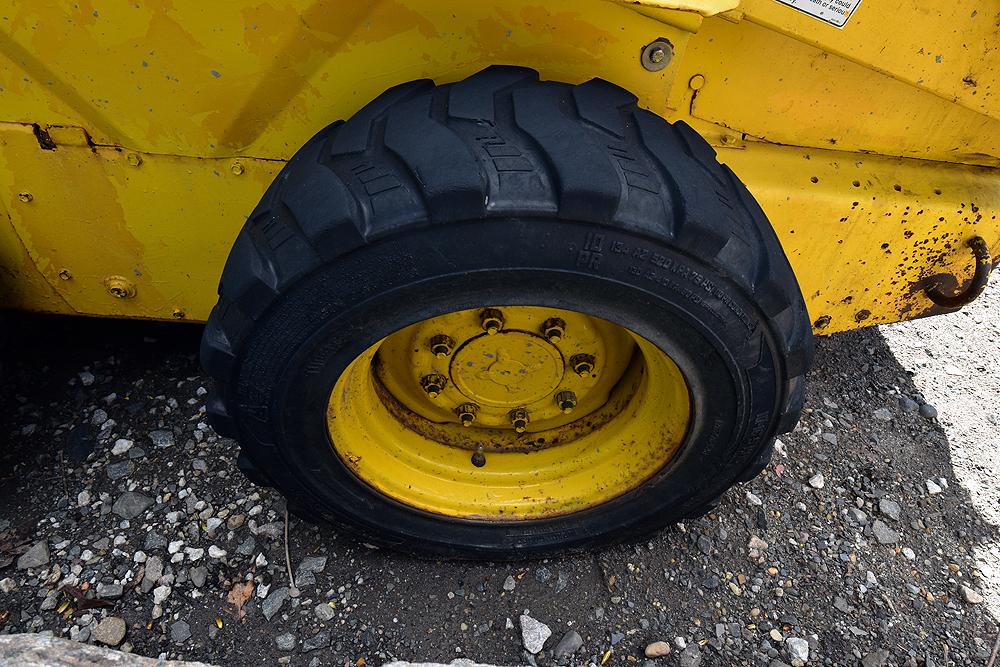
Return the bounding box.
[773,0,863,28]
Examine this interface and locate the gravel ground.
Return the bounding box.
[1,284,998,667]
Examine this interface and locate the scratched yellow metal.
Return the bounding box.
[0,123,281,319]
[0,0,997,333]
[608,0,738,15]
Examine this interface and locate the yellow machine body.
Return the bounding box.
[1,0,998,334]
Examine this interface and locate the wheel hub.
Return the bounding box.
[326,305,692,519]
[451,331,563,407]
[374,306,634,436]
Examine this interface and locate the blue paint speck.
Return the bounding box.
[211,69,221,78]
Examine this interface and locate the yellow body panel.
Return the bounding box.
[0,0,997,334]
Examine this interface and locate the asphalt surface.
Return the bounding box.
[1,283,998,667]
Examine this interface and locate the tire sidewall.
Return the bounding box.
[232,218,783,557]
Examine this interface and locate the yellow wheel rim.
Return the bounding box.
[326,306,691,520]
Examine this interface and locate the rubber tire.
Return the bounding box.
[201,66,813,559]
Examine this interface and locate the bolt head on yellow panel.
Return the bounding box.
[103,275,136,299]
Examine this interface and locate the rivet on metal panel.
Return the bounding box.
[172,308,186,319]
[641,39,673,72]
[126,153,142,167]
[17,192,33,203]
[230,161,245,176]
[689,74,706,90]
[58,268,73,281]
[103,275,136,299]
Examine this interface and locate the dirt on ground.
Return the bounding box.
[1,284,998,667]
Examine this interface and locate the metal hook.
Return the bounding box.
[925,236,993,308]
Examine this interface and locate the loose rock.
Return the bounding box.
[262,587,289,621]
[678,645,702,667]
[553,630,583,658]
[16,541,49,570]
[862,650,890,667]
[112,492,153,520]
[302,630,330,652]
[644,641,671,658]
[519,614,551,654]
[871,520,899,545]
[93,617,127,646]
[959,584,984,605]
[170,620,191,643]
[785,637,809,664]
[878,498,901,521]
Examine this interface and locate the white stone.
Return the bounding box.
[111,439,133,455]
[786,637,809,664]
[152,585,171,605]
[519,615,551,654]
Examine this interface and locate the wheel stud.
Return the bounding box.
[471,446,486,468]
[429,334,455,357]
[456,403,478,427]
[556,390,578,414]
[541,318,566,342]
[420,373,447,398]
[508,408,529,433]
[570,354,596,377]
[480,308,504,335]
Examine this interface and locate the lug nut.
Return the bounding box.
[480,308,504,335]
[471,446,486,468]
[508,408,529,433]
[570,354,596,377]
[420,374,447,398]
[429,334,455,357]
[456,403,478,427]
[556,390,578,414]
[541,318,566,342]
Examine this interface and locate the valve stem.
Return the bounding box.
[471,445,486,468]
